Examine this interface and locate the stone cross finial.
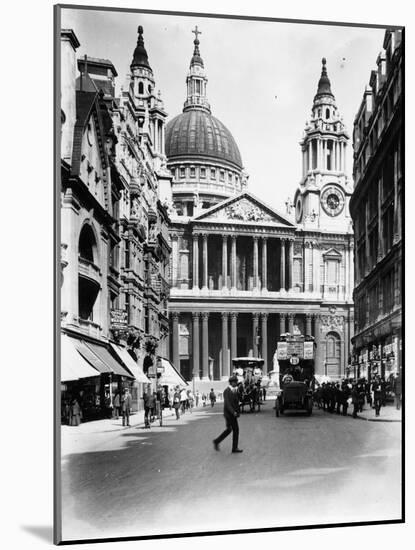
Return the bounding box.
[192,26,202,40]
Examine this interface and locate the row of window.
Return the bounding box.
[173,165,240,185]
[355,265,399,329]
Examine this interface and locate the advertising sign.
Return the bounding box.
[277,341,288,360]
[303,341,314,360]
[290,356,299,365]
[286,340,303,357]
[110,309,128,329]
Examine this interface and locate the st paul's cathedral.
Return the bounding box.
[162,28,355,387]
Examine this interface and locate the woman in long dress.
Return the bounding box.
[69,398,82,426]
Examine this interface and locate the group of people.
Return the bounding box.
[314,372,402,418]
[62,387,133,426]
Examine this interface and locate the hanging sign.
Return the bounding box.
[303,341,314,360]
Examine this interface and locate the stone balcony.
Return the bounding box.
[78,257,101,286]
[78,318,103,339]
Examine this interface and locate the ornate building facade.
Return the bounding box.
[60,27,172,412]
[350,29,403,380]
[165,32,354,387]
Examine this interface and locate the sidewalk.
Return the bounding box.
[60,405,208,458]
[348,403,402,422]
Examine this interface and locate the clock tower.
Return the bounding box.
[294,58,352,232]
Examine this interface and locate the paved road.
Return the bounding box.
[61,402,402,542]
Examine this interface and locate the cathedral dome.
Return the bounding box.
[165,109,243,170]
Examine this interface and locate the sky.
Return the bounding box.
[61,8,386,212]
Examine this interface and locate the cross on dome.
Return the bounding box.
[192,26,202,41]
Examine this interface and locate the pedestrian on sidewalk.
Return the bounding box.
[173,387,181,419]
[104,391,113,419]
[213,375,243,453]
[394,372,402,410]
[187,389,194,413]
[121,388,132,427]
[113,392,121,419]
[195,390,200,407]
[372,376,384,417]
[209,388,217,408]
[69,397,82,426]
[202,392,207,406]
[351,383,359,418]
[142,386,153,428]
[180,387,187,414]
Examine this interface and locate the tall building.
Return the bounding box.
[350,29,403,380]
[60,26,172,415]
[165,31,354,388]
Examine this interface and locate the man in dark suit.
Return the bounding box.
[121,388,132,427]
[213,376,243,453]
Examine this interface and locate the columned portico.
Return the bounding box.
[201,311,209,379]
[221,312,229,379]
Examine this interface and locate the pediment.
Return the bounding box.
[322,247,343,259]
[193,192,295,227]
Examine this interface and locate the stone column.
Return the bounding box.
[288,313,294,334]
[221,312,229,379]
[308,141,312,171]
[192,312,200,380]
[171,233,179,287]
[253,236,259,290]
[306,313,312,337]
[288,239,294,291]
[231,312,238,361]
[201,312,209,380]
[313,314,322,375]
[231,235,237,290]
[222,235,228,290]
[280,238,286,291]
[252,313,259,357]
[192,234,199,290]
[261,313,268,372]
[279,312,287,335]
[202,233,208,290]
[261,237,268,291]
[172,312,180,373]
[343,315,349,377]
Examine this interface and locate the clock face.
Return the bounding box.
[321,186,345,216]
[295,196,303,223]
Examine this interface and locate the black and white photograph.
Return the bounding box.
[54,3,403,545]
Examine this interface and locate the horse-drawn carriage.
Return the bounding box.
[232,357,264,413]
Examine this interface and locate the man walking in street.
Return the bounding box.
[213,375,243,453]
[209,388,217,408]
[121,388,132,427]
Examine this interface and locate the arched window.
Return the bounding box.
[325,331,341,378]
[326,108,330,119]
[79,224,96,263]
[138,81,144,94]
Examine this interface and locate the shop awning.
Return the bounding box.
[84,341,135,378]
[158,358,188,387]
[110,343,150,383]
[61,335,100,382]
[73,339,112,374]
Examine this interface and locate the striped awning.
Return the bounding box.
[61,335,100,382]
[110,344,150,383]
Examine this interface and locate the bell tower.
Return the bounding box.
[294,58,352,232]
[183,26,211,113]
